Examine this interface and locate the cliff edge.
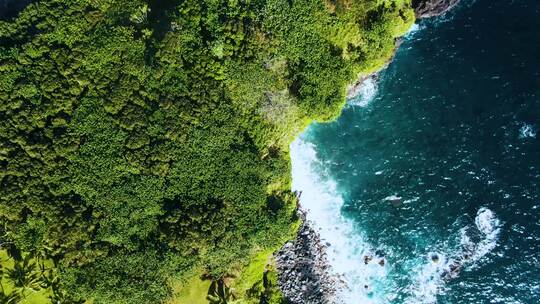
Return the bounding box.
[413,0,461,18]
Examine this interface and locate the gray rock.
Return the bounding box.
[412,0,461,18]
[275,209,342,304]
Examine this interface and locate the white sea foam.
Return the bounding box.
[405,23,423,37]
[291,137,503,303]
[348,77,378,107]
[472,207,501,261]
[290,138,390,304]
[519,123,536,139]
[405,207,501,303]
[383,195,402,201]
[405,252,449,304]
[403,197,420,204]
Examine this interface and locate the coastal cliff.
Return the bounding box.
[0,1,416,303]
[275,1,462,303]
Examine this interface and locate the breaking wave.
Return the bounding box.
[290,138,388,303]
[291,138,502,304]
[519,123,536,139]
[347,77,379,108]
[405,207,502,304]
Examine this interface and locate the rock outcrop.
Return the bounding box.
[277,2,463,303]
[412,0,461,18]
[275,210,342,304]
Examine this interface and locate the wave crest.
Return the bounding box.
[347,77,378,108]
[291,138,502,304]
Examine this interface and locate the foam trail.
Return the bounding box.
[348,77,378,107]
[290,138,390,304]
[519,123,536,139]
[405,207,502,303]
[472,207,501,261]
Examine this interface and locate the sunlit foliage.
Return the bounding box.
[0,0,413,302]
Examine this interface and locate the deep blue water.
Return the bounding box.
[292,0,540,303]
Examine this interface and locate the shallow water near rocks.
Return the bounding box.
[291,0,540,303]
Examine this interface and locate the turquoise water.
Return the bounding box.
[291,1,540,303]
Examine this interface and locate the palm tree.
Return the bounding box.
[0,290,22,304]
[207,279,236,304]
[129,4,149,24]
[0,281,22,304]
[39,262,59,289]
[5,254,42,297]
[3,242,22,262]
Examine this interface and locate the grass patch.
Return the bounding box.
[169,272,211,304]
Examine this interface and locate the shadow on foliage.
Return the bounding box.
[206,278,236,304]
[0,0,33,21]
[144,0,183,64]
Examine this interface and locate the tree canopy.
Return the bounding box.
[0,0,413,303]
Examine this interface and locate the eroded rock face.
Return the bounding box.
[412,0,461,18]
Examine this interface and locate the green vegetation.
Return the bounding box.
[0,0,413,303]
[171,273,211,304]
[0,249,56,304]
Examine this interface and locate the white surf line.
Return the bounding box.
[347,76,379,108]
[290,138,392,304]
[406,23,423,36]
[291,138,503,304]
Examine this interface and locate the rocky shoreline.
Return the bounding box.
[275,1,461,303]
[275,208,343,304]
[413,0,461,18]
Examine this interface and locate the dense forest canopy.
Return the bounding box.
[0,0,413,303]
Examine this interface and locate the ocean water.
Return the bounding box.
[291,0,540,303]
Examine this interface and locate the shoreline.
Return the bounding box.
[275,1,462,303]
[275,207,343,304]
